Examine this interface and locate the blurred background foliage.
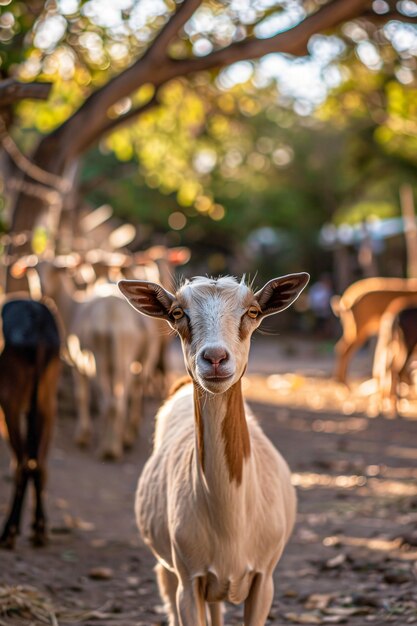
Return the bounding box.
[2,0,417,280]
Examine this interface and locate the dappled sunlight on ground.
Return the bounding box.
[1,338,417,624]
[242,371,417,419]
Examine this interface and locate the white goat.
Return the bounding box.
[119,273,309,626]
[35,259,151,458]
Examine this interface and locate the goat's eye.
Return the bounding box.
[171,307,185,321]
[247,306,260,319]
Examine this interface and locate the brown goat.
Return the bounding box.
[331,277,417,383]
[0,295,61,549]
[373,295,417,416]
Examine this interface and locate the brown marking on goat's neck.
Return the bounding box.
[193,385,205,472]
[222,379,251,485]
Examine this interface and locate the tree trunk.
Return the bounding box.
[400,184,417,279]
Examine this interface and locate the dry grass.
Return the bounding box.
[0,585,59,626]
[0,585,121,625]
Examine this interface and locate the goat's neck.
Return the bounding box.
[193,380,251,504]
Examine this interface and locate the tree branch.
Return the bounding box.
[44,0,201,166]
[33,0,378,168]
[0,117,69,191]
[0,79,52,107]
[361,9,417,24]
[165,0,371,72]
[146,0,202,61]
[79,95,159,154]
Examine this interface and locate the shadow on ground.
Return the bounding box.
[1,338,417,625]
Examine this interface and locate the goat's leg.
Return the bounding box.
[73,369,92,447]
[156,563,180,626]
[243,574,274,626]
[31,465,48,546]
[0,464,30,549]
[334,337,355,384]
[208,602,223,626]
[157,340,170,398]
[386,344,404,418]
[30,361,59,546]
[94,340,126,460]
[176,580,206,626]
[334,334,367,384]
[125,373,143,448]
[99,393,125,460]
[0,391,27,549]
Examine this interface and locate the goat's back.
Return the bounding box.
[340,278,417,309]
[1,299,60,359]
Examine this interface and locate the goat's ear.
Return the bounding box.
[255,272,310,317]
[118,280,174,319]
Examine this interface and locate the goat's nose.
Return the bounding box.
[203,346,229,365]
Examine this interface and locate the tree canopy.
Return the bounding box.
[2,0,417,279]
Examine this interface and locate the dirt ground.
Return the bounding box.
[1,336,417,625]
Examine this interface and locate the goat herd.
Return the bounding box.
[0,245,189,550]
[0,259,416,625]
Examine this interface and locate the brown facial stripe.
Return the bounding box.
[221,380,251,485]
[193,386,205,472]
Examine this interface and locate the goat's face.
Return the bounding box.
[119,273,309,394]
[169,277,259,393]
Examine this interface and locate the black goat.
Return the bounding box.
[0,296,61,548]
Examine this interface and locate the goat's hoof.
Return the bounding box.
[99,446,122,461]
[31,520,47,547]
[31,532,48,547]
[0,529,17,550]
[123,428,138,449]
[74,428,92,448]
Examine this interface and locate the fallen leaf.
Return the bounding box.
[304,594,334,610]
[325,554,346,569]
[383,569,412,584]
[284,612,323,624]
[74,518,95,532]
[88,567,114,580]
[324,607,371,617]
[90,539,107,548]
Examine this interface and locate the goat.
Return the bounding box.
[373,295,417,416]
[81,245,191,398]
[331,277,417,384]
[131,246,191,396]
[34,258,151,459]
[119,272,309,625]
[0,295,61,549]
